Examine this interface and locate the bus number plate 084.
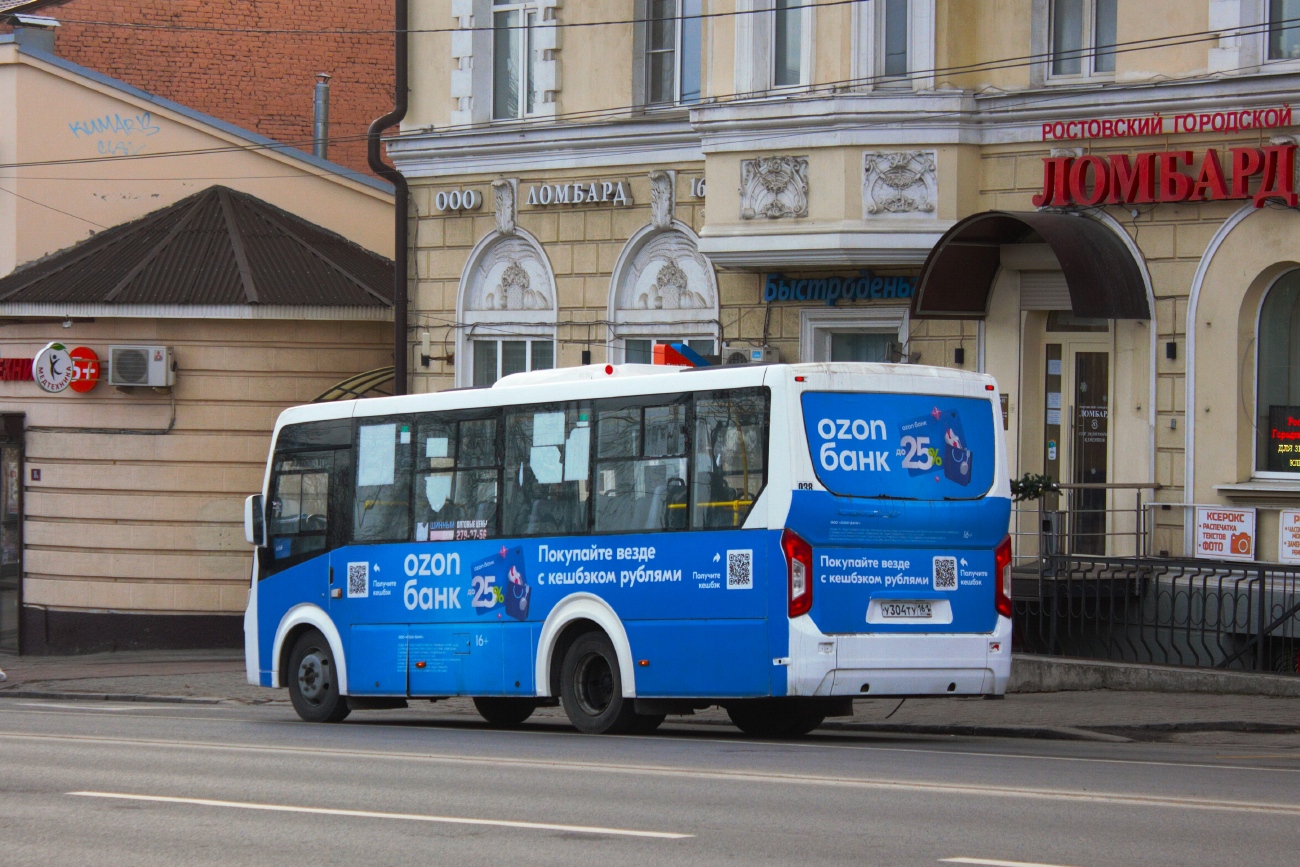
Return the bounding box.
[878,601,933,619]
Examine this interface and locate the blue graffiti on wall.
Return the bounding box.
[68,111,162,157]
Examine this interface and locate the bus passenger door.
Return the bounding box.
[408,623,503,696]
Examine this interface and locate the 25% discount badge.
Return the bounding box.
[32,342,100,394]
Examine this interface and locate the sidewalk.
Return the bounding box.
[3,649,1299,743]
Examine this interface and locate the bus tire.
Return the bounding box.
[288,629,351,724]
[726,701,824,738]
[473,697,537,727]
[560,631,640,734]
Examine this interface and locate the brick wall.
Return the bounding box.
[6,0,395,175]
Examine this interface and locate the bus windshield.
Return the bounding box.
[801,391,996,500]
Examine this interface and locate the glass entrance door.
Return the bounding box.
[1070,351,1110,554]
[0,441,21,653]
[1041,340,1111,554]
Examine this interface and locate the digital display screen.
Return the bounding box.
[1267,405,1300,473]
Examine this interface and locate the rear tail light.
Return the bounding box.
[783,528,813,618]
[994,535,1013,619]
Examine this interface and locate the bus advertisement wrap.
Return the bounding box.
[801,392,997,500]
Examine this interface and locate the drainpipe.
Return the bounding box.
[312,73,331,160]
[368,0,409,396]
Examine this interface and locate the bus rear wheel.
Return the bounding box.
[726,700,824,738]
[560,632,643,734]
[473,697,538,727]
[288,629,351,723]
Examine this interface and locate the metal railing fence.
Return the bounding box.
[1012,555,1300,674]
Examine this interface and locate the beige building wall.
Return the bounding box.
[0,42,395,277]
[0,317,391,620]
[397,1,1300,562]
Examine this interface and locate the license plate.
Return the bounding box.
[879,601,933,619]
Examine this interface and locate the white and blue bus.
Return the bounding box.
[244,361,1013,736]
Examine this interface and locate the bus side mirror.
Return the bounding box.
[245,494,266,547]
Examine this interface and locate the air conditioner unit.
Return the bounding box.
[108,345,174,387]
[721,343,779,366]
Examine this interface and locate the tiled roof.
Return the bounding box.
[0,186,394,307]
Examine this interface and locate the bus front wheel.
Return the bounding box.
[560,632,642,734]
[287,629,351,724]
[726,701,824,738]
[473,697,538,727]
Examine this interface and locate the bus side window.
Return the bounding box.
[413,414,501,541]
[594,398,689,534]
[267,451,333,566]
[353,417,414,543]
[503,403,591,537]
[692,389,771,529]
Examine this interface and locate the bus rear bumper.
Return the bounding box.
[786,614,1012,698]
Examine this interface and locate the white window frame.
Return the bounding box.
[642,0,704,106]
[851,0,936,91]
[1045,0,1118,83]
[491,0,540,121]
[619,336,717,364]
[1252,268,1300,480]
[799,307,910,364]
[734,0,813,93]
[1264,0,1300,65]
[471,336,555,387]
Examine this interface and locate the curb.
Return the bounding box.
[820,721,1133,742]
[0,689,223,705]
[1009,655,1300,697]
[1088,720,1300,738]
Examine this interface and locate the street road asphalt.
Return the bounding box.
[0,697,1296,866]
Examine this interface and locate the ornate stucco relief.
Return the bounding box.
[466,236,554,311]
[615,231,714,312]
[649,170,675,230]
[492,179,517,236]
[862,151,938,218]
[740,156,809,220]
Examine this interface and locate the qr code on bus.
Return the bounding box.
[932,556,958,591]
[346,562,369,598]
[726,549,753,590]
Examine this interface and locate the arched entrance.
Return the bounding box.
[915,211,1154,556]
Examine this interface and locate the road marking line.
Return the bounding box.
[3,733,1295,816]
[942,859,1079,867]
[67,792,692,840]
[17,703,194,713]
[6,704,1299,779]
[2,717,1300,779]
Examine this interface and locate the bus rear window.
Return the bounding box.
[801,392,996,500]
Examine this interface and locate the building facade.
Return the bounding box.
[0,34,396,653]
[387,1,1300,565]
[1,0,396,176]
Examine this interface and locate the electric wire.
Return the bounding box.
[5,12,1300,174]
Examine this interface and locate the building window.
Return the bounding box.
[473,339,554,387]
[800,308,909,364]
[1257,271,1300,475]
[646,0,703,105]
[1050,0,1117,77]
[882,0,909,78]
[773,0,804,87]
[493,1,538,119]
[1269,0,1300,60]
[624,338,715,364]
